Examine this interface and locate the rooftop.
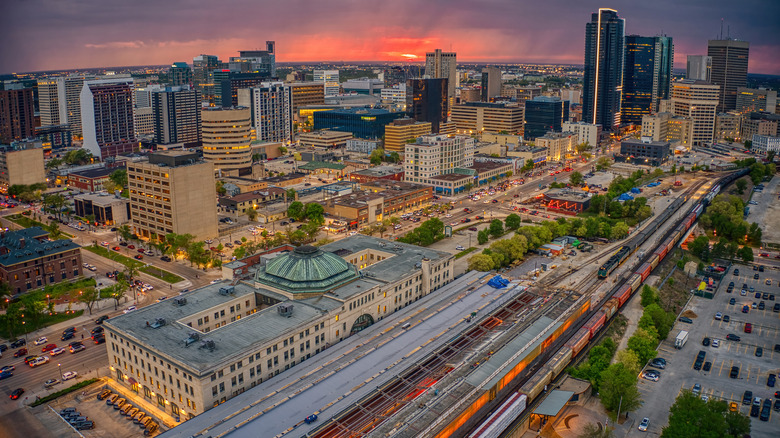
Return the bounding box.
[254,245,361,295]
[298,161,346,171]
[0,228,80,267]
[469,161,512,172]
[352,166,404,178]
[67,164,125,179]
[544,188,592,202]
[73,192,129,206]
[263,172,306,184]
[430,173,473,182]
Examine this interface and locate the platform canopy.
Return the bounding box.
[532,390,574,417]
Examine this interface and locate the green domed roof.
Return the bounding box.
[254,245,359,295]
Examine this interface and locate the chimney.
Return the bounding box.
[19,238,25,249]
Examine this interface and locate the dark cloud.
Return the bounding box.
[1,0,778,74]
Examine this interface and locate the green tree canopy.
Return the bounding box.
[504,214,521,230]
[661,391,750,438]
[489,219,504,238]
[599,363,643,419]
[287,201,305,221]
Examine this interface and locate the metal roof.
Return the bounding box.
[533,390,574,416]
[0,227,80,267]
[254,245,360,294]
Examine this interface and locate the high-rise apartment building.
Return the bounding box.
[314,70,340,96]
[217,72,270,108]
[670,79,720,146]
[133,107,155,136]
[62,74,98,137]
[0,86,36,143]
[384,119,432,153]
[37,79,66,127]
[524,96,569,140]
[288,82,326,113]
[151,85,202,147]
[169,62,192,86]
[80,78,136,159]
[425,49,457,108]
[404,134,474,186]
[407,78,448,133]
[237,82,292,143]
[192,54,222,101]
[228,42,276,77]
[686,55,712,82]
[481,66,502,102]
[128,150,217,242]
[708,39,750,112]
[736,88,777,114]
[582,8,625,131]
[202,107,252,173]
[450,102,524,135]
[621,35,673,124]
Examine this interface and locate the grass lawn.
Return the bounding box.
[0,310,84,339]
[31,378,99,407]
[455,247,478,259]
[84,244,184,284]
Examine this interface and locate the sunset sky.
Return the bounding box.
[2,0,779,74]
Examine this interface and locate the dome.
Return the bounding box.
[254,245,359,295]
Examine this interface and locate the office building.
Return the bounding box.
[345,139,380,155]
[66,164,124,192]
[736,88,777,114]
[708,39,750,112]
[237,82,292,143]
[193,54,222,101]
[228,43,276,77]
[742,116,778,140]
[715,112,742,140]
[459,87,481,103]
[289,82,325,115]
[407,78,448,133]
[37,78,66,127]
[621,35,673,124]
[751,135,780,155]
[298,130,353,149]
[481,67,502,102]
[0,227,82,296]
[133,107,155,136]
[667,116,693,147]
[202,107,252,173]
[582,8,625,130]
[686,55,712,82]
[619,137,670,166]
[0,86,36,143]
[535,132,578,163]
[35,125,72,150]
[314,70,340,96]
[384,119,432,153]
[169,62,192,86]
[217,72,270,108]
[0,140,45,190]
[380,84,407,108]
[383,64,422,87]
[451,102,524,135]
[80,78,136,159]
[524,96,569,140]
[641,112,670,142]
[670,79,720,146]
[312,108,405,139]
[425,49,457,108]
[128,150,218,242]
[74,193,131,226]
[151,85,202,147]
[341,78,384,95]
[562,121,601,146]
[404,134,475,188]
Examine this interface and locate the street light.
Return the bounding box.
[58,363,63,380]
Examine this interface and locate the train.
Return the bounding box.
[466,168,750,438]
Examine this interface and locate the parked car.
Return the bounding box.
[638,417,649,431]
[679,316,693,324]
[44,379,60,388]
[730,366,740,379]
[62,371,78,381]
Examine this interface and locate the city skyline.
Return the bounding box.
[2,0,779,75]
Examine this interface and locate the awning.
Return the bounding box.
[532,390,574,417]
[127,377,138,385]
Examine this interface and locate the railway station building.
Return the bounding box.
[543,189,592,213]
[103,235,454,420]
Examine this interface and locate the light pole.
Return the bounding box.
[58,363,63,380]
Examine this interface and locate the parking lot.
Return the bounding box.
[628,262,780,436]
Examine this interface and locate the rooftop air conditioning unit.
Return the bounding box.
[278,303,294,318]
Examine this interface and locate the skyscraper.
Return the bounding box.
[151,85,202,147]
[169,62,192,86]
[37,78,66,127]
[425,49,457,108]
[80,78,136,159]
[621,35,674,124]
[238,82,293,143]
[202,107,252,173]
[524,96,569,140]
[0,86,35,143]
[313,70,340,96]
[582,8,625,131]
[708,39,749,112]
[407,78,448,133]
[228,42,276,77]
[670,79,720,146]
[192,54,221,99]
[481,66,502,102]
[686,55,712,82]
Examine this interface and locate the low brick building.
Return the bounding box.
[348,166,404,184]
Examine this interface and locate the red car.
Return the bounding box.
[13,348,27,358]
[112,246,120,251]
[127,245,135,249]
[42,344,57,352]
[134,254,143,260]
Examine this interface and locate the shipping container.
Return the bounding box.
[648,254,660,270]
[566,328,591,356]
[636,263,652,282]
[583,311,606,336]
[614,284,633,307]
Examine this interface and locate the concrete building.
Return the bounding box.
[152,85,202,147]
[73,192,131,226]
[314,70,340,96]
[133,107,155,136]
[751,135,780,155]
[715,112,742,140]
[535,132,578,163]
[736,88,777,114]
[0,227,82,296]
[313,108,405,139]
[450,102,524,135]
[341,78,383,95]
[562,121,601,147]
[670,79,720,146]
[384,119,432,154]
[348,166,404,184]
[582,8,625,130]
[686,55,712,82]
[708,39,750,112]
[481,67,502,102]
[324,184,432,227]
[0,140,45,190]
[506,145,548,168]
[459,87,481,103]
[742,117,778,140]
[289,82,325,116]
[298,130,352,149]
[345,138,380,154]
[218,188,286,217]
[81,78,136,159]
[407,78,449,133]
[128,150,217,242]
[202,107,252,173]
[641,112,670,142]
[380,84,407,108]
[425,49,457,107]
[524,97,569,140]
[404,134,475,186]
[618,137,671,166]
[0,86,36,144]
[103,235,453,420]
[666,116,693,147]
[37,78,65,127]
[238,83,292,144]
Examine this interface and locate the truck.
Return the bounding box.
[674,330,689,349]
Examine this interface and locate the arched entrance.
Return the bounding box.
[350,314,375,334]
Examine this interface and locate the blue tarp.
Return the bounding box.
[630,187,641,194]
[647,182,661,188]
[618,193,634,201]
[487,275,510,288]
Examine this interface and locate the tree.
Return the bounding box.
[251,153,262,163]
[640,285,659,307]
[388,152,401,163]
[109,168,128,189]
[489,219,503,238]
[278,146,288,155]
[610,222,630,240]
[737,246,754,262]
[117,225,133,243]
[643,303,674,340]
[504,214,521,230]
[46,157,64,171]
[627,327,658,364]
[64,148,92,165]
[477,229,489,245]
[596,156,612,171]
[44,221,63,240]
[246,208,258,222]
[577,423,614,438]
[21,295,46,331]
[78,287,100,315]
[109,279,129,310]
[304,203,325,221]
[688,235,711,262]
[468,254,495,271]
[370,148,384,165]
[661,391,750,438]
[600,363,643,419]
[615,349,641,374]
[744,139,752,150]
[286,188,297,203]
[569,171,584,186]
[576,142,592,156]
[216,180,227,196]
[287,201,305,221]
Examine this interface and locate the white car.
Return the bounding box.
[638,417,649,431]
[62,371,78,381]
[34,336,48,345]
[50,347,66,356]
[100,241,109,247]
[712,339,720,348]
[210,279,222,284]
[30,356,50,367]
[123,305,137,314]
[456,246,466,251]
